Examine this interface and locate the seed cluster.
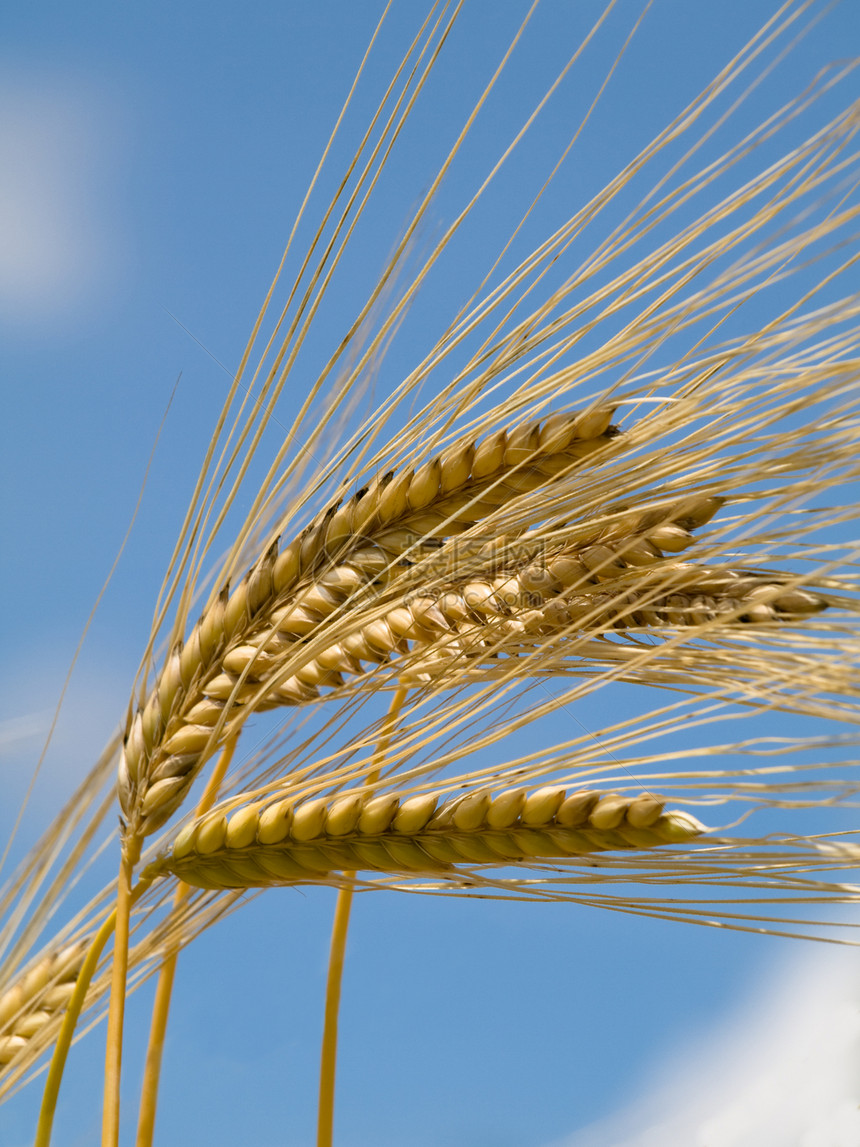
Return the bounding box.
[119,408,623,837]
[156,785,706,890]
[155,494,824,706]
[0,942,86,1072]
[119,406,826,843]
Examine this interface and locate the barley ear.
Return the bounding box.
[156,786,707,889]
[119,409,622,840]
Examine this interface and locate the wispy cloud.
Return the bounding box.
[0,710,51,752]
[550,943,860,1147]
[0,71,122,324]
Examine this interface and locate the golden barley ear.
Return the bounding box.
[118,407,623,839]
[148,785,706,891]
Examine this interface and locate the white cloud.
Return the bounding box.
[0,710,51,751]
[551,943,860,1147]
[0,654,127,816]
[0,72,121,323]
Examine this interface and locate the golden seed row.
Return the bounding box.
[192,510,824,705]
[401,568,828,678]
[156,785,707,890]
[0,941,87,1070]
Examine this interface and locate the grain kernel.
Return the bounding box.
[195,814,228,855]
[226,804,262,850]
[522,786,566,825]
[393,794,438,834]
[290,797,328,841]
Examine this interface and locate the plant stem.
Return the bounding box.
[316,685,408,1147]
[102,839,138,1147]
[317,881,353,1147]
[135,735,238,1147]
[35,877,153,1147]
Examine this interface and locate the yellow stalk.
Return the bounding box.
[135,735,239,1147]
[317,884,354,1147]
[36,877,153,1147]
[101,840,138,1147]
[317,685,408,1147]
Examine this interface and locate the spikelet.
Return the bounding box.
[0,941,87,1074]
[151,786,707,890]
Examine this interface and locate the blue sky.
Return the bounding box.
[1,2,859,1145]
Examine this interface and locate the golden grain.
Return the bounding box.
[119,408,624,839]
[0,942,87,1074]
[152,785,706,891]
